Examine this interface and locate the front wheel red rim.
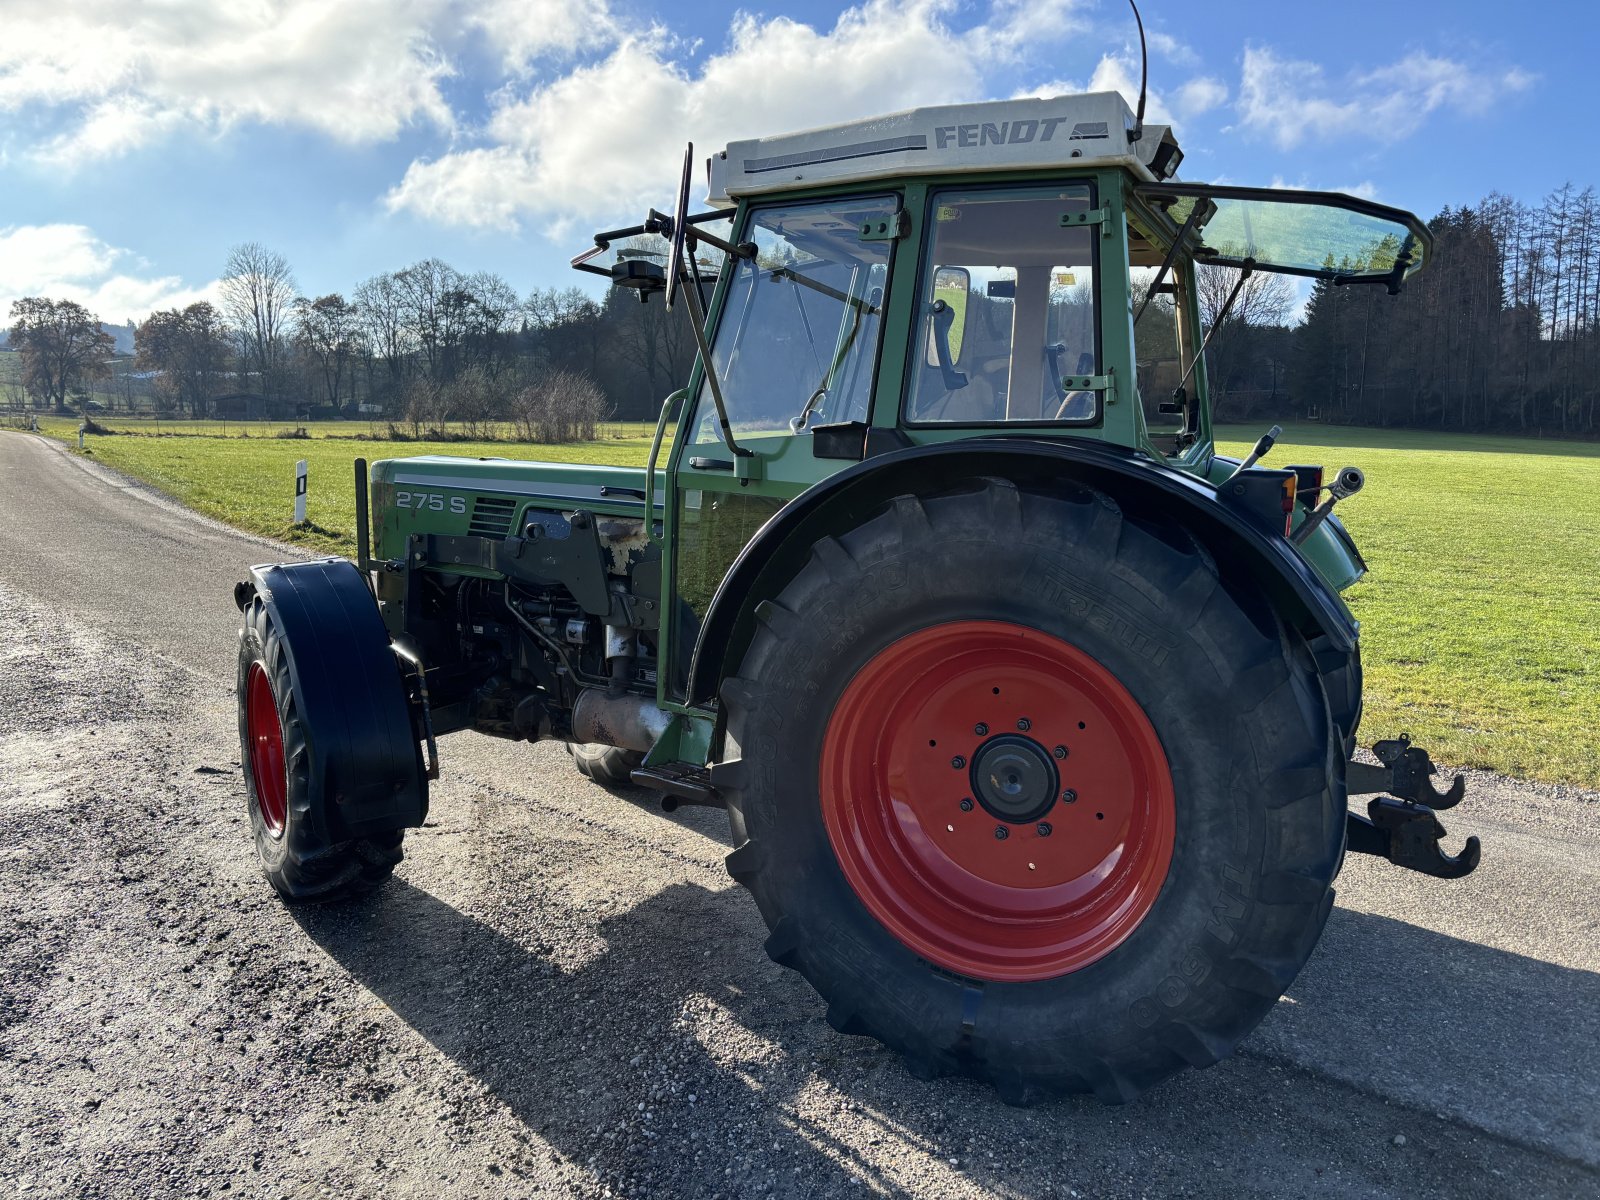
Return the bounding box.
[819,621,1176,982]
[245,661,288,837]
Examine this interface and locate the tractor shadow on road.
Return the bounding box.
[1267,903,1600,1167]
[295,878,1600,1197]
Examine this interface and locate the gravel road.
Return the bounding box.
[2,431,1598,1200]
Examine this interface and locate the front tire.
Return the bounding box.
[566,742,645,788]
[717,479,1343,1103]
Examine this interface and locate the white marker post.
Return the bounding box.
[294,459,308,525]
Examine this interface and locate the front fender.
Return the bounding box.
[236,558,427,838]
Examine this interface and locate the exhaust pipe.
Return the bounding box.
[571,688,672,753]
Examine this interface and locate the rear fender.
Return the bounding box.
[236,558,427,838]
[686,437,1356,707]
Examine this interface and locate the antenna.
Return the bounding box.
[1127,0,1148,143]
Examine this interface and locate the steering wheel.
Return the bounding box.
[663,142,694,311]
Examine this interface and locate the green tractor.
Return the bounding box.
[234,89,1477,1104]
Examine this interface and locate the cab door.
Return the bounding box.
[662,192,904,702]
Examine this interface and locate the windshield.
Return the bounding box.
[1138,183,1431,290]
[688,195,896,443]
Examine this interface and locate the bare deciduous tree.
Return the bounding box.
[135,302,231,417]
[219,242,297,401]
[293,294,360,411]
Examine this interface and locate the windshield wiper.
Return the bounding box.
[769,264,879,313]
[791,298,870,431]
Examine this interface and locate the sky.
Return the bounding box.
[0,0,1592,326]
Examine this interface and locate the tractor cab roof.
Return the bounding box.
[705,92,1183,205]
[573,91,1431,295]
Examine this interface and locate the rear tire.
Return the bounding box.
[566,742,645,788]
[237,596,411,902]
[717,479,1343,1104]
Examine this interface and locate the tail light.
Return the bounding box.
[1287,464,1324,511]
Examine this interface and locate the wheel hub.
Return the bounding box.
[245,661,288,838]
[819,620,1176,982]
[970,734,1058,824]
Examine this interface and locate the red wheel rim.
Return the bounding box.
[245,661,288,837]
[820,621,1175,982]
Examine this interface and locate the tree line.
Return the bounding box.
[4,240,696,435]
[7,182,1600,440]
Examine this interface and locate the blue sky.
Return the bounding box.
[1,0,1591,324]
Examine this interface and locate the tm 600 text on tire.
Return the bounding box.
[717,479,1343,1103]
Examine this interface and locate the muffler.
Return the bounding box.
[570,688,672,753]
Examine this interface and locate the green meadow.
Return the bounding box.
[10,415,1596,788]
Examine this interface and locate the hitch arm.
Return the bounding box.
[1347,797,1479,879]
[1346,732,1465,809]
[1345,733,1478,879]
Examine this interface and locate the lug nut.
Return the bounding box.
[974,723,989,736]
[959,798,974,812]
[994,826,1009,841]
[1062,789,1078,803]
[951,755,966,770]
[1017,718,1032,732]
[1053,745,1068,760]
[1037,821,1053,837]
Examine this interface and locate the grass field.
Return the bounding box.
[13,414,661,556]
[1212,424,1600,792]
[7,415,1596,789]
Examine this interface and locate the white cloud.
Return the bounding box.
[1174,76,1228,119]
[1236,46,1533,150]
[388,0,988,233]
[971,0,1087,61]
[1084,53,1171,124]
[1144,30,1196,67]
[469,0,619,72]
[1267,175,1380,201]
[0,225,217,323]
[0,0,609,166]
[1017,54,1175,125]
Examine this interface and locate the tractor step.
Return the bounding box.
[631,762,721,811]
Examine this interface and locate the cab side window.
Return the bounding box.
[906,185,1099,424]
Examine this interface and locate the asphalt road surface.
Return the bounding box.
[2,431,1597,1200]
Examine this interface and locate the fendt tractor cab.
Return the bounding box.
[234,90,1477,1104]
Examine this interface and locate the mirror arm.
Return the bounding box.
[929,301,968,391]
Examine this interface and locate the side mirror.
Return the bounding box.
[925,266,971,368]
